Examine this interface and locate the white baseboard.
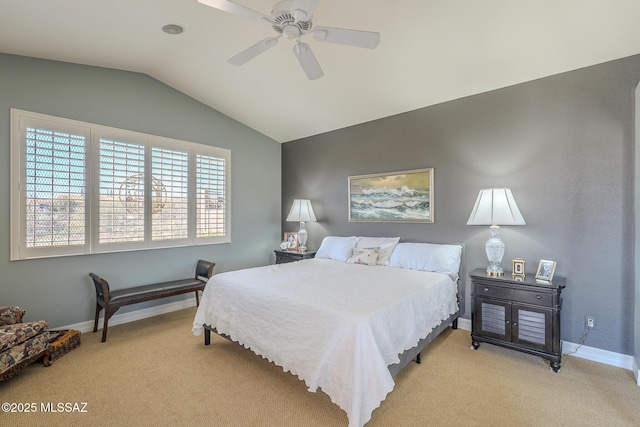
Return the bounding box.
[457,317,471,331]
[52,299,197,334]
[56,306,636,377]
[455,317,636,374]
[562,340,635,371]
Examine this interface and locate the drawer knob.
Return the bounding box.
[536,295,542,299]
[484,287,489,292]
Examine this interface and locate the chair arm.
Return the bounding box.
[0,306,26,326]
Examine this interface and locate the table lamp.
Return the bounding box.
[467,188,525,276]
[286,199,316,253]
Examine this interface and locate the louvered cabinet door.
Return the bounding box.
[512,304,554,352]
[474,297,512,342]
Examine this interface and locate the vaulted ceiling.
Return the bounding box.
[2,0,640,142]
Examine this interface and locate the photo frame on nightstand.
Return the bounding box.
[283,232,298,251]
[535,259,557,281]
[512,258,525,277]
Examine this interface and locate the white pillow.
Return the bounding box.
[355,237,400,265]
[316,236,359,262]
[389,243,462,280]
[346,247,380,266]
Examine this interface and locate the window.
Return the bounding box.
[11,109,231,260]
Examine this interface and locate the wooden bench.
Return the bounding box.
[89,260,215,342]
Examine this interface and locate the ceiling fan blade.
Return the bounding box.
[197,0,274,25]
[311,26,380,49]
[293,42,324,80]
[290,0,319,21]
[228,37,279,66]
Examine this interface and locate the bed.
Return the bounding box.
[192,237,464,427]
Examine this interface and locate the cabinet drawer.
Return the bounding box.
[276,255,296,264]
[474,284,553,306]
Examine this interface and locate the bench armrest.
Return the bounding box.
[196,260,215,280]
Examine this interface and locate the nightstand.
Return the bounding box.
[470,268,566,372]
[274,250,316,264]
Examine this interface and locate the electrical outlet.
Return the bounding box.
[586,316,597,330]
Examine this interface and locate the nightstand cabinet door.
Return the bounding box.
[512,304,554,352]
[475,297,512,342]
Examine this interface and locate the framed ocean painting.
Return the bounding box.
[348,168,434,223]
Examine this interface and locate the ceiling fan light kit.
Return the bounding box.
[197,0,380,80]
[283,25,301,39]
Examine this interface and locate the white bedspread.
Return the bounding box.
[192,258,458,427]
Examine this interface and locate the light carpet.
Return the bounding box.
[1,308,639,426]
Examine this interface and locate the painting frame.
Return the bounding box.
[348,168,434,223]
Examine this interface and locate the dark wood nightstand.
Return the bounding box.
[470,268,566,372]
[274,250,316,264]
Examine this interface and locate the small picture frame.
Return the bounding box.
[535,259,557,281]
[283,232,299,251]
[512,258,525,277]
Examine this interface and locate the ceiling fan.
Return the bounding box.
[197,0,381,80]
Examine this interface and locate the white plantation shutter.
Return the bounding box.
[151,147,188,241]
[24,126,87,248]
[196,154,227,238]
[98,138,145,244]
[11,109,231,260]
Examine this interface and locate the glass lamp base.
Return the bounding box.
[485,225,505,276]
[298,221,308,253]
[485,265,505,276]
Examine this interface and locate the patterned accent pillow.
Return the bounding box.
[346,247,380,266]
[355,237,400,265]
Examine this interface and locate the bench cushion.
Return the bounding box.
[109,278,206,304]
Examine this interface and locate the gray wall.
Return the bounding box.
[0,54,282,327]
[282,55,640,355]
